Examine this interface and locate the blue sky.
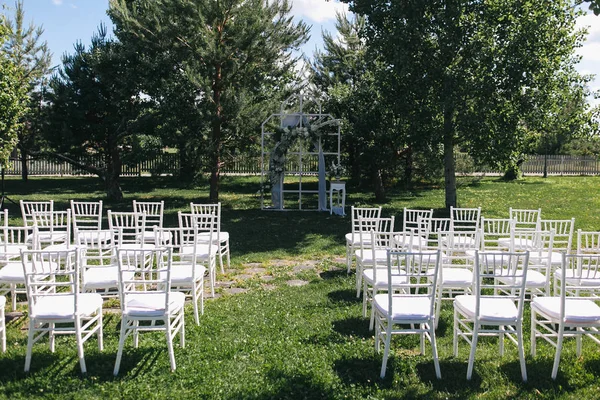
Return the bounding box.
[4,0,599,106]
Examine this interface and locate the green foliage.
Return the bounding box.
[343,0,590,208]
[45,25,152,200]
[0,17,26,167]
[108,0,310,200]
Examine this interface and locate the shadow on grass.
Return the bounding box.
[327,288,360,304]
[332,316,371,339]
[239,368,336,399]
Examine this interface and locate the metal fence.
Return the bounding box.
[4,153,600,177]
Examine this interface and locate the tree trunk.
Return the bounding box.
[177,142,195,182]
[443,104,456,209]
[405,145,413,188]
[20,148,28,182]
[373,168,385,202]
[105,136,123,201]
[209,65,223,203]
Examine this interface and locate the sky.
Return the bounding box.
[3,0,599,106]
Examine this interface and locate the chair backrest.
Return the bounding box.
[0,226,33,263]
[480,217,515,251]
[509,207,541,231]
[357,216,394,251]
[577,230,600,254]
[133,200,164,229]
[350,206,382,233]
[474,250,529,313]
[22,248,82,315]
[76,229,116,267]
[20,200,54,228]
[385,249,441,318]
[402,208,433,232]
[178,212,215,246]
[450,206,481,232]
[107,210,146,247]
[32,210,71,246]
[0,209,7,230]
[116,247,174,314]
[559,253,600,299]
[190,202,221,237]
[540,218,574,253]
[70,200,103,231]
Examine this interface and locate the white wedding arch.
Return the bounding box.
[260,94,341,211]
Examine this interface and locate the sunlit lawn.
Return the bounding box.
[1,174,600,398]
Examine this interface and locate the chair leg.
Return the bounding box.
[346,243,352,274]
[165,321,176,372]
[530,309,537,357]
[24,319,35,372]
[453,308,459,357]
[11,284,16,311]
[74,317,87,374]
[466,323,479,380]
[380,324,393,379]
[517,321,527,382]
[98,313,104,351]
[430,323,442,379]
[0,307,5,353]
[362,280,368,317]
[192,286,200,326]
[113,317,128,376]
[551,323,565,380]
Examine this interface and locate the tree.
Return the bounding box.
[45,26,150,200]
[4,0,52,181]
[109,0,309,201]
[311,13,404,201]
[0,16,26,168]
[344,0,590,208]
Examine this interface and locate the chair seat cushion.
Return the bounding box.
[374,294,434,321]
[198,232,229,242]
[171,264,207,284]
[76,229,112,243]
[345,233,372,246]
[180,244,220,258]
[439,268,473,286]
[554,268,600,286]
[532,297,600,324]
[0,261,58,282]
[394,233,428,250]
[124,292,186,317]
[355,249,388,264]
[362,268,407,287]
[498,237,535,250]
[83,266,119,289]
[0,295,5,308]
[498,269,546,287]
[0,244,28,261]
[454,295,518,322]
[31,293,103,319]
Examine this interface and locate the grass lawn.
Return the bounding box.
[1,174,600,399]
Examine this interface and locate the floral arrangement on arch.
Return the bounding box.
[328,162,346,180]
[266,123,321,189]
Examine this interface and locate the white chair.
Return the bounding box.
[395,208,433,250]
[108,210,148,249]
[345,206,382,273]
[540,218,574,266]
[163,226,207,325]
[360,228,407,326]
[31,210,71,251]
[20,200,54,228]
[0,295,5,352]
[454,251,529,381]
[178,212,218,297]
[71,200,111,244]
[450,207,481,233]
[133,200,170,245]
[0,226,35,310]
[113,246,185,375]
[355,216,394,298]
[531,253,600,380]
[77,229,120,298]
[435,230,480,324]
[509,229,554,297]
[190,202,230,273]
[477,218,515,252]
[510,207,541,231]
[576,230,600,254]
[374,249,442,379]
[22,248,103,374]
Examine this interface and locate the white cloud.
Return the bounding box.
[577,42,600,63]
[576,14,600,42]
[291,0,348,23]
[52,0,63,5]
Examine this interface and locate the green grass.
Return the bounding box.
[2,175,600,398]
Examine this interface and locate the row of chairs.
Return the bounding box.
[1,246,186,375]
[375,248,600,381]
